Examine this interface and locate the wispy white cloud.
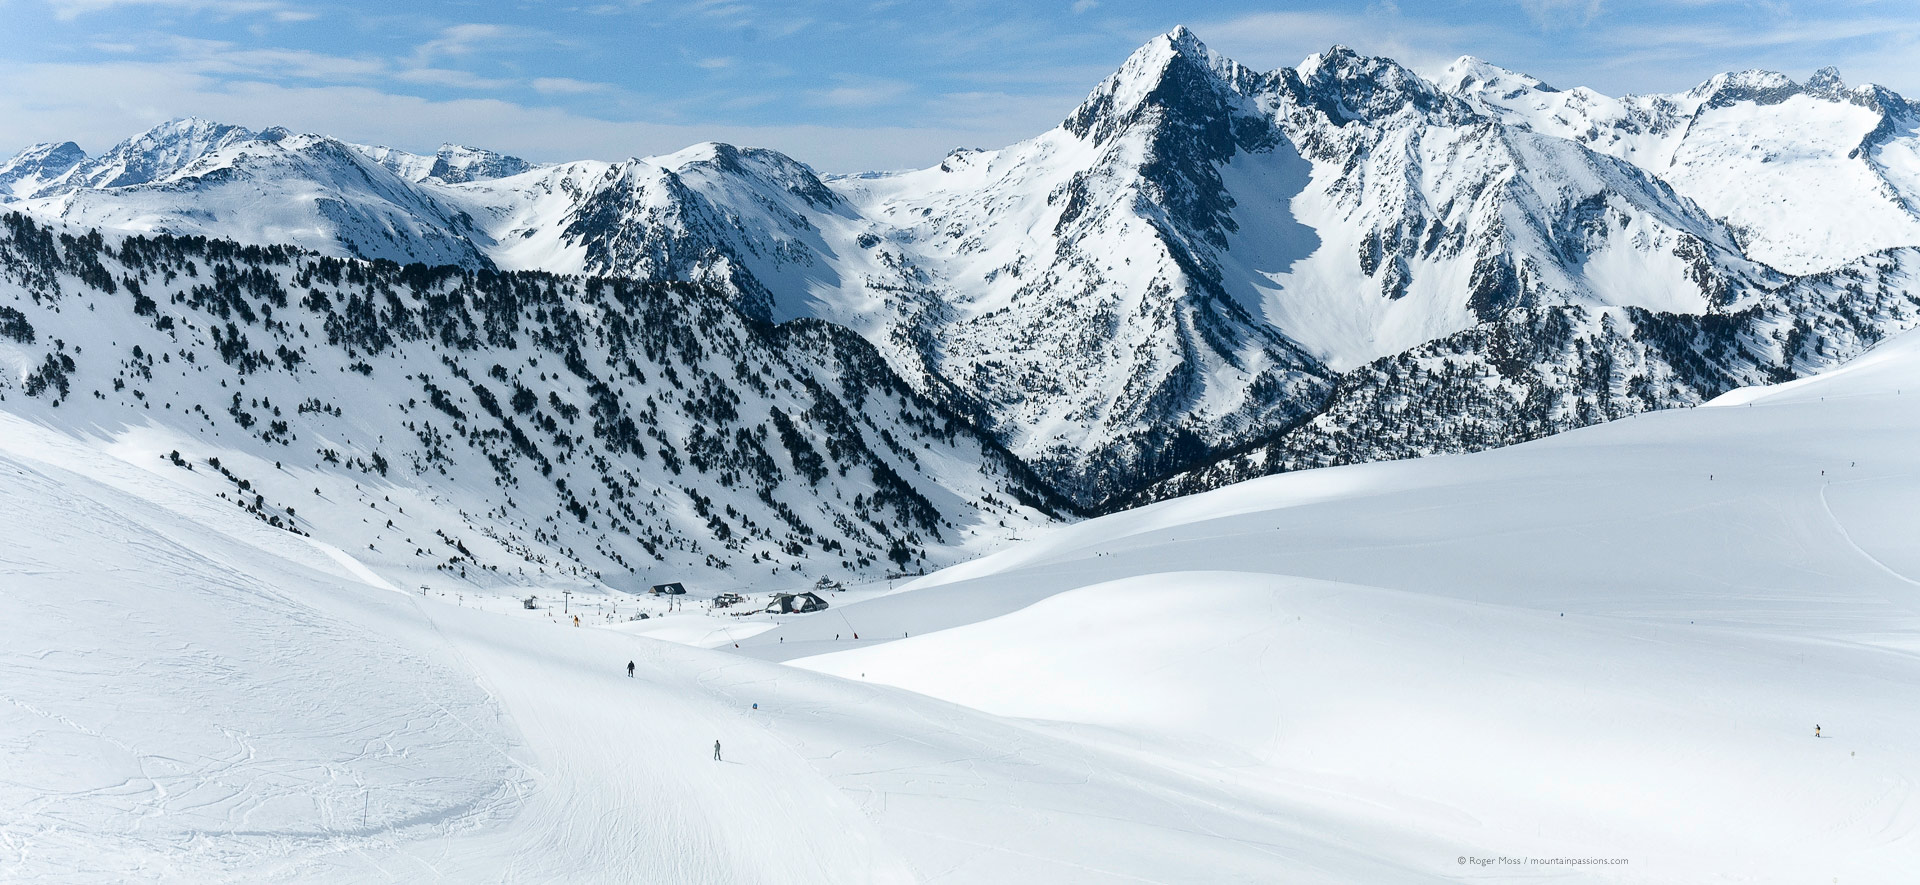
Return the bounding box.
[807,75,912,108]
[531,77,615,95]
[393,67,517,91]
[0,59,1039,171]
[1527,6,1920,93]
[42,0,314,21]
[1183,9,1479,74]
[921,90,1077,133]
[684,0,812,38]
[1517,0,1604,29]
[123,23,568,93]
[54,28,579,97]
[151,37,388,80]
[1604,15,1919,51]
[411,23,547,65]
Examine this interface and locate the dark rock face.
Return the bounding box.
[1124,250,1920,508]
[428,146,534,184]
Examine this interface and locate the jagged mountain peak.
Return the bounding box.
[1807,65,1846,93]
[1287,44,1459,124]
[126,115,248,142]
[348,140,534,185]
[1434,55,1558,97]
[0,141,87,200]
[4,140,86,166]
[1295,43,1359,73]
[669,142,843,211]
[71,117,255,191]
[1137,25,1218,65]
[428,143,535,184]
[1674,65,1907,113]
[1062,26,1264,142]
[1686,68,1804,107]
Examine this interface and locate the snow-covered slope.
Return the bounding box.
[0,400,1453,883]
[8,229,1920,882]
[0,412,529,880]
[19,126,491,267]
[770,324,1920,883]
[1442,57,1920,275]
[0,214,1063,593]
[446,143,866,325]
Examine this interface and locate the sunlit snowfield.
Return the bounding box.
[6,329,1920,882]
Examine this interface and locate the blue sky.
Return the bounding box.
[1,0,1916,171]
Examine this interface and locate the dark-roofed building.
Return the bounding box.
[765,591,829,614]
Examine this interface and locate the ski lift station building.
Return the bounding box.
[766,591,830,614]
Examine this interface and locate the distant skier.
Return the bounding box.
[627,661,635,677]
[713,740,722,761]
[1816,724,1822,737]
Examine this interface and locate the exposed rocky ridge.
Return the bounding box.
[1128,249,1920,506]
[353,142,537,185]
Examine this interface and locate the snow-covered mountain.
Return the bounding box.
[0,141,86,200]
[1135,248,1920,503]
[39,118,255,194]
[9,30,1920,508]
[353,141,537,185]
[829,30,1336,501]
[1258,43,1772,366]
[13,121,493,266]
[1440,56,1920,275]
[0,213,1064,591]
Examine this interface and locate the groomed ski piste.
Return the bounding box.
[7,330,1920,883]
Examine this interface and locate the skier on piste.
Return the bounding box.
[627,660,635,677]
[713,740,722,761]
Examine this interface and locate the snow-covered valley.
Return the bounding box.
[7,296,1919,882]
